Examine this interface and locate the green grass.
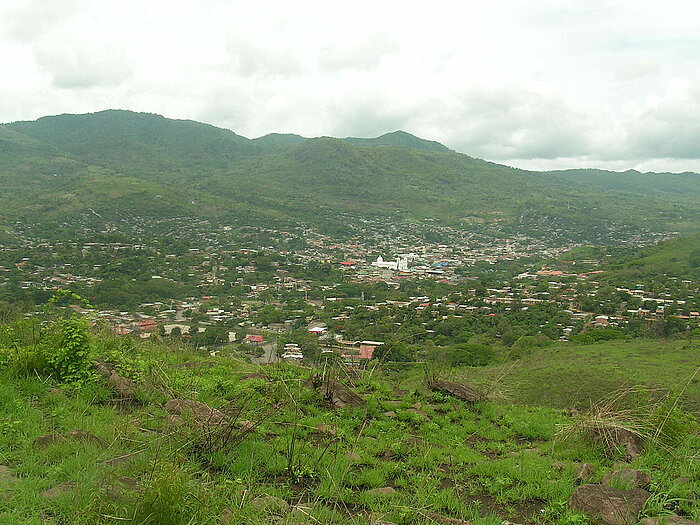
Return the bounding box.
[466,338,700,414]
[0,326,698,524]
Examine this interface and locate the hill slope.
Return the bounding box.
[0,316,698,524]
[601,233,700,282]
[3,110,700,239]
[6,110,257,176]
[468,338,700,413]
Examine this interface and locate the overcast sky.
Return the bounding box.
[1,0,699,172]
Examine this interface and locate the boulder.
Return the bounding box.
[568,484,649,525]
[601,469,652,489]
[428,380,482,403]
[591,425,643,459]
[94,361,136,400]
[365,487,396,496]
[319,380,364,408]
[575,463,596,484]
[164,399,224,428]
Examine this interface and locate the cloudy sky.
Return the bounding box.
[1,0,699,172]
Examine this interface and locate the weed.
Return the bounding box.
[135,461,194,525]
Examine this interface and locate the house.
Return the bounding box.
[359,344,376,359]
[593,315,609,328]
[246,334,264,344]
[358,341,384,360]
[139,319,158,332]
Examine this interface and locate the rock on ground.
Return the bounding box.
[103,476,141,501]
[591,425,644,460]
[428,380,482,403]
[344,451,362,462]
[164,398,224,428]
[319,380,364,408]
[601,468,652,489]
[33,430,108,449]
[641,517,700,525]
[0,465,19,492]
[575,463,596,484]
[422,511,475,524]
[39,481,77,499]
[568,484,650,525]
[365,487,396,496]
[220,507,234,524]
[94,361,136,399]
[250,495,290,514]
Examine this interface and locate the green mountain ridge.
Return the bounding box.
[3,110,700,239]
[343,130,451,152]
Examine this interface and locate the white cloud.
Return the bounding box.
[0,0,698,172]
[34,38,134,89]
[319,33,399,72]
[0,0,81,43]
[224,26,303,78]
[626,78,700,159]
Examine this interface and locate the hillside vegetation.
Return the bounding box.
[0,313,698,525]
[617,234,700,279]
[2,110,700,238]
[467,339,700,413]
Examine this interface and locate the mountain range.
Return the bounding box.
[2,109,699,240]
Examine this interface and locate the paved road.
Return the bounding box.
[250,342,279,365]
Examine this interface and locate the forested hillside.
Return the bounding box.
[2,110,700,240]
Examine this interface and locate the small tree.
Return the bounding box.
[48,317,92,383]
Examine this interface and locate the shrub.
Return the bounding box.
[135,461,193,525]
[448,343,495,366]
[47,317,93,383]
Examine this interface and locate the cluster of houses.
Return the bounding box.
[3,214,695,353]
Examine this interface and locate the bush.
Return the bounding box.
[570,328,625,344]
[0,316,94,383]
[448,343,495,367]
[135,461,193,525]
[47,317,93,383]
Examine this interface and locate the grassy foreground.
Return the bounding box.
[0,322,698,524]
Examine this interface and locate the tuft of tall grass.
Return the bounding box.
[557,384,698,457]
